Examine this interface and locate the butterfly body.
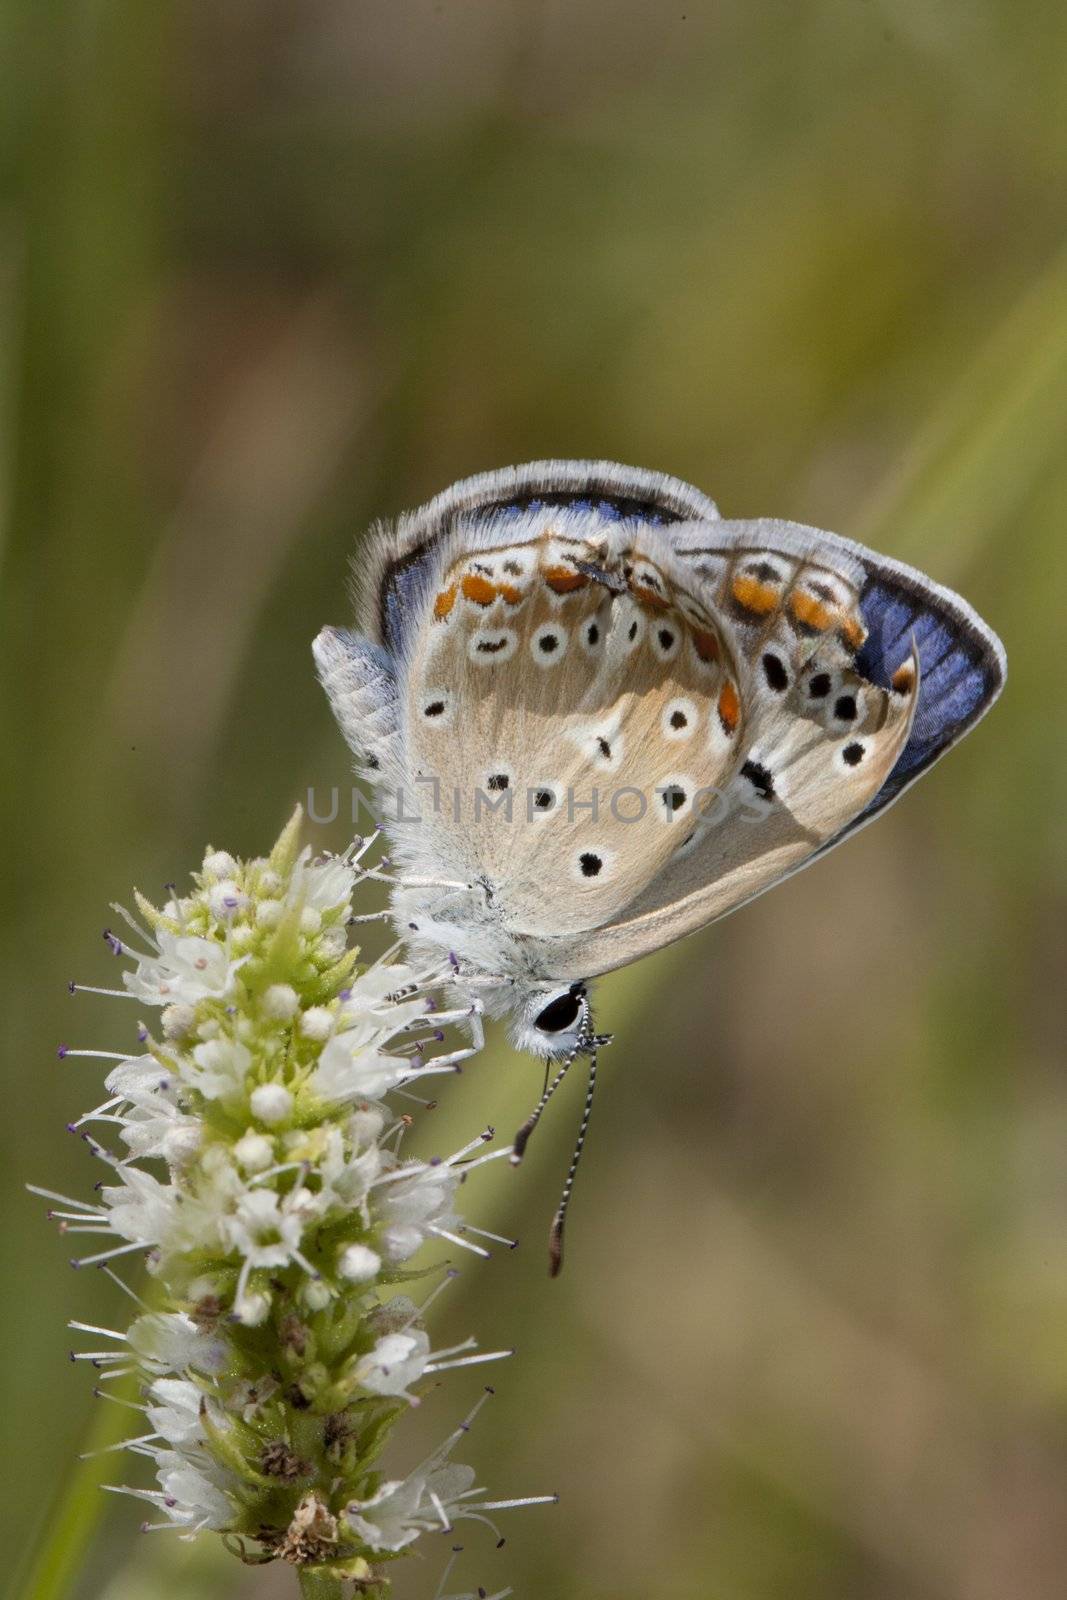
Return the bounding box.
[315,461,1005,1060]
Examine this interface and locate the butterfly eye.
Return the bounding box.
[534,987,584,1035]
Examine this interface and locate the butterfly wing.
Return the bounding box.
[357,459,720,660]
[318,459,719,801]
[558,515,1003,978]
[317,463,1004,985]
[400,511,749,937]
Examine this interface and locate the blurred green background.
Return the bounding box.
[3,3,1066,1598]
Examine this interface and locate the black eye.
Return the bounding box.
[534,989,583,1034]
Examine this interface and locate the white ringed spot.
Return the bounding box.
[468,627,519,665]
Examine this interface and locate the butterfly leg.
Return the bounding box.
[419,1000,485,1072]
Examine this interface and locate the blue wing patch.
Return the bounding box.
[848,566,1005,830]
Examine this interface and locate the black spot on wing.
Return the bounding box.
[740,759,774,800]
[762,652,788,692]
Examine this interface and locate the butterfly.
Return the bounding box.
[314,460,1005,1267]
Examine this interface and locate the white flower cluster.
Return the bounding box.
[36,812,553,1591]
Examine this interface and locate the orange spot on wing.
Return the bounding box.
[543,565,589,595]
[717,680,740,735]
[498,582,524,605]
[891,662,916,694]
[691,627,721,664]
[461,573,497,606]
[631,582,670,612]
[732,573,780,615]
[789,590,833,632]
[433,584,457,620]
[839,614,866,651]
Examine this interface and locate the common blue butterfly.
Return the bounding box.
[314,462,1005,1264]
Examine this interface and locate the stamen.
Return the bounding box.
[27,1184,102,1213]
[476,1495,559,1511]
[425,1350,513,1373]
[429,1490,452,1532]
[98,1265,151,1308]
[69,982,137,1000]
[404,1269,460,1329]
[445,1130,495,1166]
[80,1432,158,1459]
[68,1320,126,1341]
[458,1223,517,1249]
[430,1227,490,1259]
[71,1241,149,1269]
[58,1048,131,1063]
[456,1147,512,1174]
[109,902,159,950]
[92,1388,148,1413]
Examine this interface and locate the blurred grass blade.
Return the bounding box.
[854,242,1067,570]
[9,1375,136,1600]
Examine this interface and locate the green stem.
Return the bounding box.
[298,1570,350,1600]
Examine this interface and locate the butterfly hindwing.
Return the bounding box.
[553,514,1001,977]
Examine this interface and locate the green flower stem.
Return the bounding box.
[298,1570,351,1600]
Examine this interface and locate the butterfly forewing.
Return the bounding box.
[405,515,745,937]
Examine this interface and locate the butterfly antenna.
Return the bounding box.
[510,1045,579,1166]
[547,1043,599,1278]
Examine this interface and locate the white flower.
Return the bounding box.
[101,1055,195,1160]
[162,1003,197,1040]
[233,1289,272,1326]
[306,1124,383,1219]
[338,1242,381,1282]
[155,1450,235,1530]
[44,815,555,1579]
[298,852,355,914]
[222,1188,303,1270]
[319,925,348,959]
[147,1377,207,1447]
[310,1032,410,1104]
[206,880,247,920]
[373,1161,461,1264]
[345,1462,478,1551]
[124,932,242,1007]
[299,1006,335,1041]
[101,1166,173,1244]
[262,983,299,1019]
[188,1037,252,1100]
[162,1121,202,1164]
[255,899,284,929]
[301,1278,333,1312]
[248,1082,292,1125]
[233,1130,273,1172]
[201,850,238,880]
[356,1329,430,1399]
[127,1312,228,1376]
